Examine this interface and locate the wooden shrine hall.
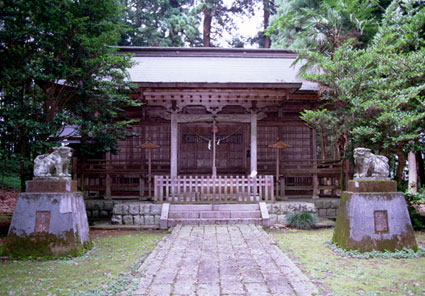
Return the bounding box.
[75,47,341,202]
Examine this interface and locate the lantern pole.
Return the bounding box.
[268,140,291,199]
[139,139,160,199]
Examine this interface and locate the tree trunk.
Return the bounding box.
[408,151,417,193]
[417,151,424,187]
[395,149,406,182]
[320,129,327,161]
[203,9,212,47]
[263,0,271,48]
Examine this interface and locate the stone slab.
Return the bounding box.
[26,180,78,193]
[160,203,169,230]
[347,180,397,193]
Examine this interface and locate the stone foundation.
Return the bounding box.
[313,199,340,218]
[110,203,162,227]
[109,201,322,228]
[85,199,117,220]
[267,201,317,226]
[6,190,90,257]
[333,180,417,252]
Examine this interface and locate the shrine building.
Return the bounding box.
[75,47,342,203]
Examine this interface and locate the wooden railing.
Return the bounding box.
[154,175,274,203]
[75,157,344,199]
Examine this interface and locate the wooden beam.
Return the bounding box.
[175,113,266,123]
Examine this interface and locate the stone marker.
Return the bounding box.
[5,146,90,257]
[332,148,417,252]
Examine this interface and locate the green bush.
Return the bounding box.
[403,187,425,230]
[286,212,318,229]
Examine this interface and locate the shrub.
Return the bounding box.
[286,212,318,229]
[403,187,425,230]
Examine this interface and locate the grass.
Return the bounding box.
[271,228,425,296]
[0,230,165,295]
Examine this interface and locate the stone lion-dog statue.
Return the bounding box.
[354,147,389,179]
[33,146,73,179]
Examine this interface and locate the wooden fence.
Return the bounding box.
[154,175,274,203]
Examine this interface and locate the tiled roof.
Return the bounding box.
[121,47,318,91]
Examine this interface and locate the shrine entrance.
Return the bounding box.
[179,122,249,175]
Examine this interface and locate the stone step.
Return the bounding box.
[212,204,259,211]
[230,211,261,218]
[167,218,263,227]
[168,210,261,219]
[168,211,200,219]
[169,203,259,212]
[169,204,212,211]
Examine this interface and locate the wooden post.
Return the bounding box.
[139,175,144,201]
[148,148,152,197]
[280,176,286,200]
[250,112,257,173]
[312,128,319,198]
[105,152,111,199]
[170,112,178,178]
[275,148,279,198]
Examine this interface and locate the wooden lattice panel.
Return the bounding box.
[111,123,170,170]
[257,119,313,173]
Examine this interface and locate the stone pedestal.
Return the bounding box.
[5,179,90,258]
[332,180,417,252]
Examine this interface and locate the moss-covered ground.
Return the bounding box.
[0,229,164,295]
[271,228,425,296]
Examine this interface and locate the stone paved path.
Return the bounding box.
[131,224,318,296]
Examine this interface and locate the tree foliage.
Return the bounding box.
[0,0,137,186]
[269,0,389,52]
[299,0,425,179]
[119,0,202,46]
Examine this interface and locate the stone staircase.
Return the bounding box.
[160,202,270,229]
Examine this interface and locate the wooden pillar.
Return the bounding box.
[105,152,112,199]
[170,112,178,178]
[312,128,319,198]
[212,120,217,177]
[250,112,257,174]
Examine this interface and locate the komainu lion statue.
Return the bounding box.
[354,147,389,179]
[33,146,73,179]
